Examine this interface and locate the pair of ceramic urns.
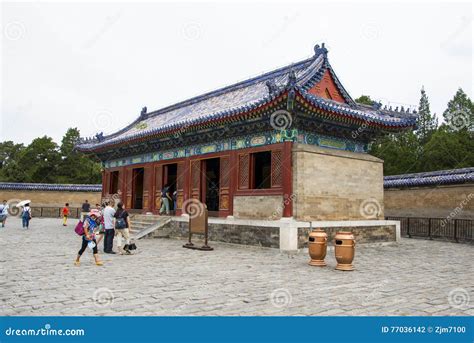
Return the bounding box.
[308,229,355,271]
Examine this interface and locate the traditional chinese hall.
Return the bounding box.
[77,43,417,250]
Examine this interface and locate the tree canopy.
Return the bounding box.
[369,87,474,175]
[0,128,101,184]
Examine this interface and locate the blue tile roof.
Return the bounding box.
[77,43,418,152]
[384,168,474,188]
[0,182,102,192]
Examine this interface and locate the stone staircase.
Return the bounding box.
[129,214,172,240]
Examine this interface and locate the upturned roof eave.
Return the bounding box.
[77,89,416,154]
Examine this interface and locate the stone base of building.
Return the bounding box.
[149,216,400,252]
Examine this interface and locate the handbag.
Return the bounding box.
[74,220,85,236]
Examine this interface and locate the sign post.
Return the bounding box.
[183,204,213,251]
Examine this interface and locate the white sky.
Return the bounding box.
[1,0,472,145]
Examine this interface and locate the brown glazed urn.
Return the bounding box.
[334,231,355,271]
[308,229,327,266]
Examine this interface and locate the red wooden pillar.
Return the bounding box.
[229,151,238,216]
[183,158,191,210]
[282,141,293,217]
[190,159,201,201]
[104,170,111,198]
[154,164,163,213]
[176,161,185,215]
[101,170,106,197]
[119,166,126,203]
[125,168,133,210]
[143,164,153,213]
[219,156,231,213]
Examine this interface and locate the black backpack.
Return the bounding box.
[115,210,127,229]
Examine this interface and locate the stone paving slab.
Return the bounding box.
[0,218,472,316]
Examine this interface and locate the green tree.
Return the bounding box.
[369,131,420,175]
[354,95,374,106]
[415,86,438,144]
[18,136,61,183]
[442,88,474,132]
[0,141,26,181]
[419,126,474,171]
[57,128,102,184]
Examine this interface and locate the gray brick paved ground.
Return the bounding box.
[1,218,473,316]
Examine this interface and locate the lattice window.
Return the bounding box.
[220,157,230,189]
[271,149,283,187]
[176,162,184,190]
[238,154,250,189]
[191,160,200,189]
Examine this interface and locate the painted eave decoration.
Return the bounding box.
[384,168,474,189]
[76,43,418,153]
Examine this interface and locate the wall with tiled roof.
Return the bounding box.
[0,182,102,192]
[384,168,474,189]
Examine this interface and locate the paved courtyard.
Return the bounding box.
[1,218,473,316]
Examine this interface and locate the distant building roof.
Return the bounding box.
[384,168,474,188]
[0,182,102,192]
[77,43,417,153]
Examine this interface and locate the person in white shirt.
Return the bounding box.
[0,200,9,228]
[102,202,116,254]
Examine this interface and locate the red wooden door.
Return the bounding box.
[190,159,202,201]
[125,168,133,209]
[219,156,230,211]
[143,165,152,212]
[176,162,185,210]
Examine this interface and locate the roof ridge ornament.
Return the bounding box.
[371,101,382,110]
[95,132,104,142]
[265,80,279,95]
[286,69,297,88]
[140,106,148,119]
[314,43,328,58]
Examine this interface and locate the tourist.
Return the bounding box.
[74,209,103,266]
[81,200,90,221]
[0,200,9,228]
[159,184,172,215]
[103,202,116,254]
[62,203,70,226]
[114,202,131,255]
[21,203,32,229]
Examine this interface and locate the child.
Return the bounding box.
[21,203,32,229]
[74,209,103,266]
[62,203,70,226]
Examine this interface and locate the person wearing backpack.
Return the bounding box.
[75,209,103,266]
[0,200,9,228]
[159,184,172,215]
[21,203,32,229]
[114,202,131,255]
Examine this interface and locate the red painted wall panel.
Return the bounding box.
[307,69,346,103]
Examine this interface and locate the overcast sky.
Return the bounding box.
[1,1,472,145]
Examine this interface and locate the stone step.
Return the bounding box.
[130,220,159,226]
[130,217,172,240]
